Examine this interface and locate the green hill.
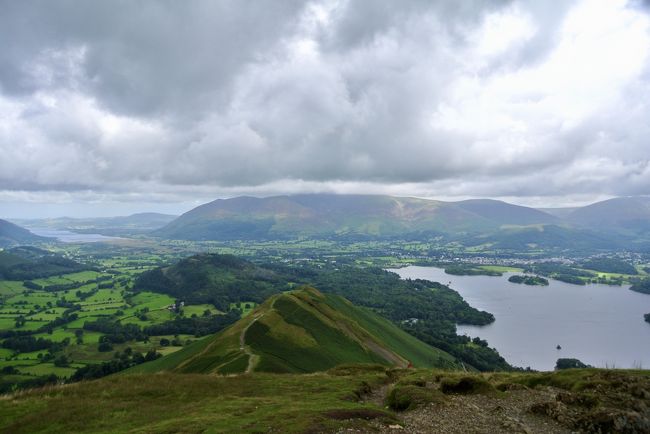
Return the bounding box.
[134,253,291,310]
[0,246,89,280]
[128,287,461,375]
[0,219,49,247]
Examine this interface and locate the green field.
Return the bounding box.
[0,259,202,385]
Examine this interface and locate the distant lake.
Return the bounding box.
[389,266,650,371]
[29,228,123,243]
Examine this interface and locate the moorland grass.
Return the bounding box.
[0,371,394,433]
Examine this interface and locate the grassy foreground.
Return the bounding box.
[0,367,395,433]
[2,366,650,433]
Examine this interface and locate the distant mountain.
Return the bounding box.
[462,224,620,252]
[0,246,88,280]
[455,199,558,226]
[16,212,178,237]
[129,287,461,375]
[565,197,650,234]
[0,219,49,247]
[154,194,558,241]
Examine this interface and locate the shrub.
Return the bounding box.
[386,384,445,411]
[440,376,495,395]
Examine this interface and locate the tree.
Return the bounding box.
[555,358,591,370]
[54,355,70,367]
[98,342,113,352]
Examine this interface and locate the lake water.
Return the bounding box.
[29,228,123,243]
[389,266,650,371]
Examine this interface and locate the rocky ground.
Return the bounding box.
[336,369,650,434]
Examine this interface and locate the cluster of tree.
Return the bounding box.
[507,275,549,286]
[143,310,239,337]
[76,287,99,301]
[1,335,68,353]
[553,275,586,285]
[443,265,501,276]
[71,348,161,381]
[644,313,650,323]
[579,258,637,275]
[555,358,591,370]
[524,263,594,286]
[39,306,81,333]
[83,318,146,343]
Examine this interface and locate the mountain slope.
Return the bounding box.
[15,212,178,237]
[129,287,461,375]
[154,194,558,240]
[0,219,49,247]
[454,199,557,226]
[566,196,650,233]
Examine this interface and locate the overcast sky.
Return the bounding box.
[1,0,650,218]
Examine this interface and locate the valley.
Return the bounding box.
[2,194,650,432]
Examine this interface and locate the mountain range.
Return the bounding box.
[13,212,177,237]
[152,194,650,250]
[5,195,650,251]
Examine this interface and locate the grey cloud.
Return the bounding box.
[1,0,650,208]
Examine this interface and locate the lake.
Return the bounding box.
[389,266,650,371]
[29,228,123,243]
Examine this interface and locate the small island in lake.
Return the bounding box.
[508,274,549,286]
[444,264,502,276]
[630,279,650,294]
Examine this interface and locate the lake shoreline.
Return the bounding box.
[389,265,650,371]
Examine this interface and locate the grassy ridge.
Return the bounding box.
[248,295,388,373]
[126,287,461,375]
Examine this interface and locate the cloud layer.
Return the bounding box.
[1,0,650,214]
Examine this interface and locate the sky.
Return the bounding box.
[1,0,650,218]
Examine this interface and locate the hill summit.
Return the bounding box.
[130,287,461,375]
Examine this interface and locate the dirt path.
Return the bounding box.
[239,313,264,374]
